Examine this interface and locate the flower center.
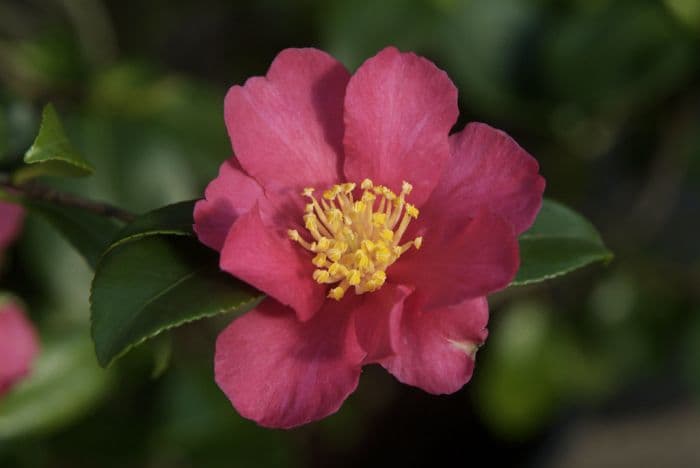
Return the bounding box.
[288,178,422,300]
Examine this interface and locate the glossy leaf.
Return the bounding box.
[91,235,262,367]
[150,334,173,379]
[15,104,93,184]
[113,200,195,244]
[91,214,262,367]
[0,335,112,440]
[25,199,122,269]
[513,199,612,285]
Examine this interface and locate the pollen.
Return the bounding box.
[289,179,423,300]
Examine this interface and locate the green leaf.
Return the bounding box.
[14,104,93,184]
[513,199,613,285]
[113,200,195,244]
[91,235,262,367]
[0,334,112,440]
[150,334,173,380]
[90,205,263,367]
[24,199,122,269]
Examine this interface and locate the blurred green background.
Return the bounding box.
[0,0,699,466]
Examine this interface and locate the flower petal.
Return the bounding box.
[343,46,458,206]
[215,298,365,429]
[353,283,412,363]
[224,48,350,193]
[381,296,488,394]
[0,201,24,253]
[0,300,39,396]
[424,122,545,235]
[220,205,325,321]
[390,209,519,309]
[194,158,263,252]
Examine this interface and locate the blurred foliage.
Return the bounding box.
[0,333,113,440]
[0,0,698,466]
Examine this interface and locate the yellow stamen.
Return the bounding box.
[313,269,330,283]
[329,282,349,300]
[347,269,362,286]
[372,212,387,226]
[379,229,393,241]
[414,236,423,249]
[375,245,392,263]
[312,253,327,267]
[289,179,422,300]
[328,262,348,277]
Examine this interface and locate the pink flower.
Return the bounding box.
[0,299,39,396]
[194,47,545,428]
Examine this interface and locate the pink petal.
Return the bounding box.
[390,209,519,309]
[0,300,39,396]
[224,48,349,193]
[343,46,458,206]
[381,296,488,394]
[193,158,263,252]
[0,202,24,253]
[220,205,325,321]
[423,122,545,235]
[353,283,412,363]
[215,298,365,429]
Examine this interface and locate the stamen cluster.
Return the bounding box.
[288,179,422,300]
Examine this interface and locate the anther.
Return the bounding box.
[312,253,327,267]
[328,284,347,300]
[347,270,361,286]
[313,269,330,283]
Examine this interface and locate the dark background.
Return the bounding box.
[1,0,699,466]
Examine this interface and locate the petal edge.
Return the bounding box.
[343,46,458,206]
[220,205,326,321]
[225,48,350,194]
[215,298,365,428]
[381,296,488,394]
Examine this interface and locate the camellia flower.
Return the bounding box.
[194,47,545,428]
[0,299,38,396]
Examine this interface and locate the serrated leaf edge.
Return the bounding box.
[511,247,614,286]
[89,231,264,367]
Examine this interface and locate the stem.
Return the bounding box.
[0,179,136,223]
